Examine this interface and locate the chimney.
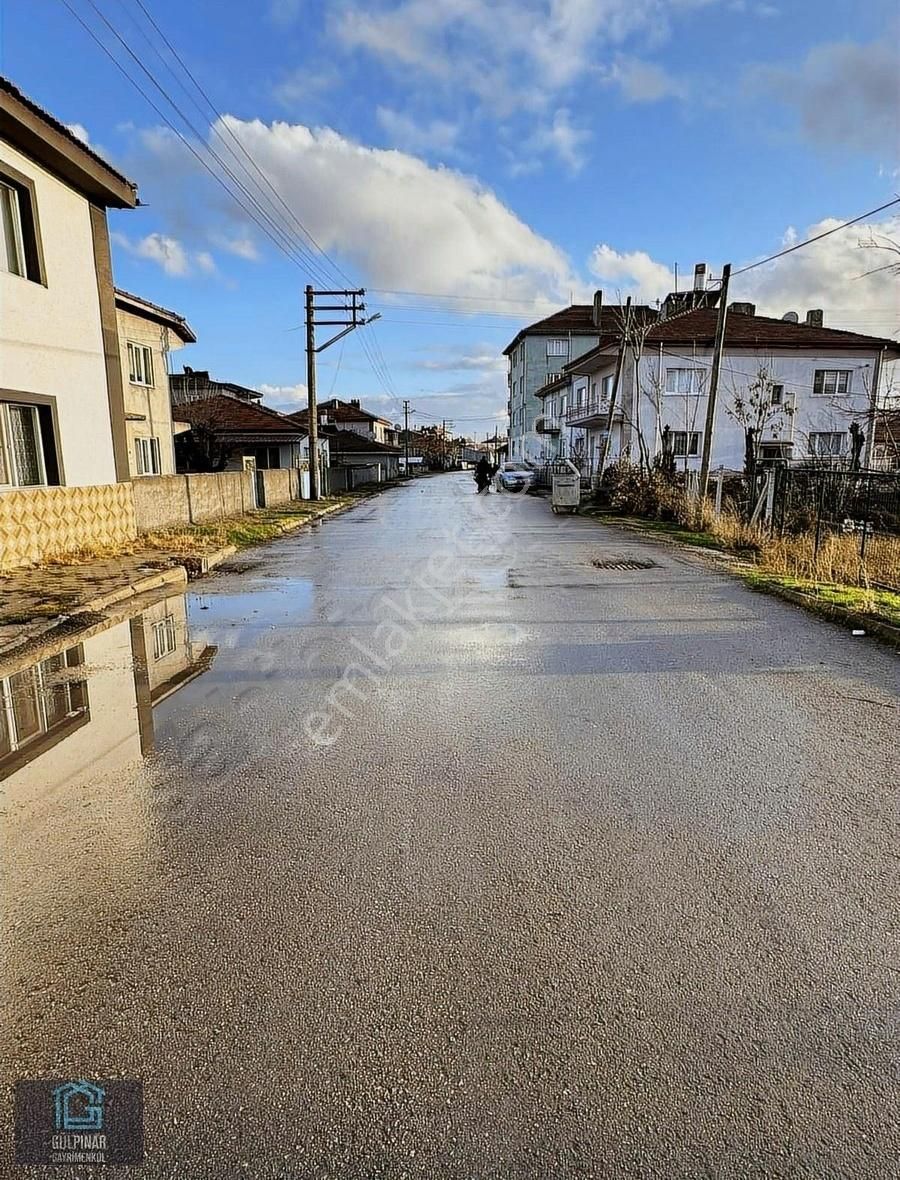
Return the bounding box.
[782,311,799,323]
[592,289,603,328]
[183,365,193,374]
[693,263,707,291]
[728,302,756,316]
[350,398,360,408]
[805,309,824,327]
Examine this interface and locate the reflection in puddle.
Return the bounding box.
[0,591,215,786]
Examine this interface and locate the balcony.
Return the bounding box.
[535,416,560,435]
[566,398,620,426]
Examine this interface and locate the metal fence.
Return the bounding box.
[772,466,900,589]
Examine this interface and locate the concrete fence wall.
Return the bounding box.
[256,467,299,507]
[132,470,256,533]
[0,482,137,570]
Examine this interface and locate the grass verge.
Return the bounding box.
[743,573,900,630]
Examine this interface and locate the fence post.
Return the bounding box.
[859,469,873,569]
[813,473,824,561]
[714,467,724,517]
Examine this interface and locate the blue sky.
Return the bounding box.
[2,0,898,433]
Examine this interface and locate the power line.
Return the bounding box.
[732,198,900,277]
[124,0,352,288]
[58,0,327,279]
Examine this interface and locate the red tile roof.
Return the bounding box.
[503,303,657,355]
[567,308,900,371]
[288,398,388,426]
[174,394,304,437]
[115,289,196,344]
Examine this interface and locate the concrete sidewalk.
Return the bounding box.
[0,490,388,661]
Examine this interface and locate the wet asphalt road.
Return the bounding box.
[2,473,899,1178]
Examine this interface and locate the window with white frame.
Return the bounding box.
[602,375,614,400]
[151,615,178,660]
[1,171,42,282]
[0,647,87,763]
[672,431,701,457]
[808,431,847,457]
[665,368,703,395]
[813,370,851,397]
[547,339,568,357]
[134,436,161,476]
[127,341,154,386]
[0,402,48,487]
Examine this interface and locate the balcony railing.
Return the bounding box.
[535,416,560,434]
[566,398,616,423]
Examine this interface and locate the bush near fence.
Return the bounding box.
[595,460,900,590]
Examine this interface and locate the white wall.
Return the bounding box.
[0,140,117,486]
[567,346,883,470]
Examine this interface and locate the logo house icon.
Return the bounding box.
[53,1081,105,1132]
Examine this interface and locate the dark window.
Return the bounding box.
[770,384,784,405]
[672,431,701,457]
[0,171,43,283]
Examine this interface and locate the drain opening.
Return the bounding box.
[592,558,658,570]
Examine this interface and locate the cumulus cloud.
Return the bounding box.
[141,115,578,303]
[212,232,261,261]
[748,37,899,154]
[588,215,900,335]
[111,231,217,278]
[375,106,461,156]
[414,345,508,373]
[258,382,309,411]
[589,244,675,301]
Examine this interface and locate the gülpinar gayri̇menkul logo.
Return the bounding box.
[15,1077,144,1165]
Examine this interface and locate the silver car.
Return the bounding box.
[499,461,535,492]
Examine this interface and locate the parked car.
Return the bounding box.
[499,461,535,492]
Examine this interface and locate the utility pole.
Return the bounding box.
[305,286,380,500]
[403,399,410,475]
[441,419,447,469]
[597,296,632,482]
[698,264,731,498]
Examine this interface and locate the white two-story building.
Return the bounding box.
[1,75,139,567]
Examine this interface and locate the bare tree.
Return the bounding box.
[857,232,900,280]
[725,359,794,492]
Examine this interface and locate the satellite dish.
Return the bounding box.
[782,311,799,323]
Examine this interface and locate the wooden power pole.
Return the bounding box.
[698,264,731,498]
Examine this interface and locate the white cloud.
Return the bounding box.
[146,115,579,303]
[375,106,461,156]
[588,215,900,334]
[515,108,591,174]
[258,382,309,410]
[414,345,508,373]
[111,231,216,278]
[606,57,687,103]
[66,122,91,145]
[212,232,261,261]
[333,0,715,116]
[589,243,674,300]
[749,38,899,154]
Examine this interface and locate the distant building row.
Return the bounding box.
[505,267,900,474]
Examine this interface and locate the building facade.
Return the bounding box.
[552,305,898,475]
[503,301,655,464]
[1,76,137,492]
[115,289,196,478]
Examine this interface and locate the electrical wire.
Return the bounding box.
[732,197,900,277]
[58,0,328,279]
[123,0,352,288]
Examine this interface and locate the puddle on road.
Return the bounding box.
[190,578,315,627]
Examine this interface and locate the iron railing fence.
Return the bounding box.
[771,466,900,589]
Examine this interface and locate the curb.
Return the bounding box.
[0,564,187,664]
[747,582,900,650]
[580,511,899,652]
